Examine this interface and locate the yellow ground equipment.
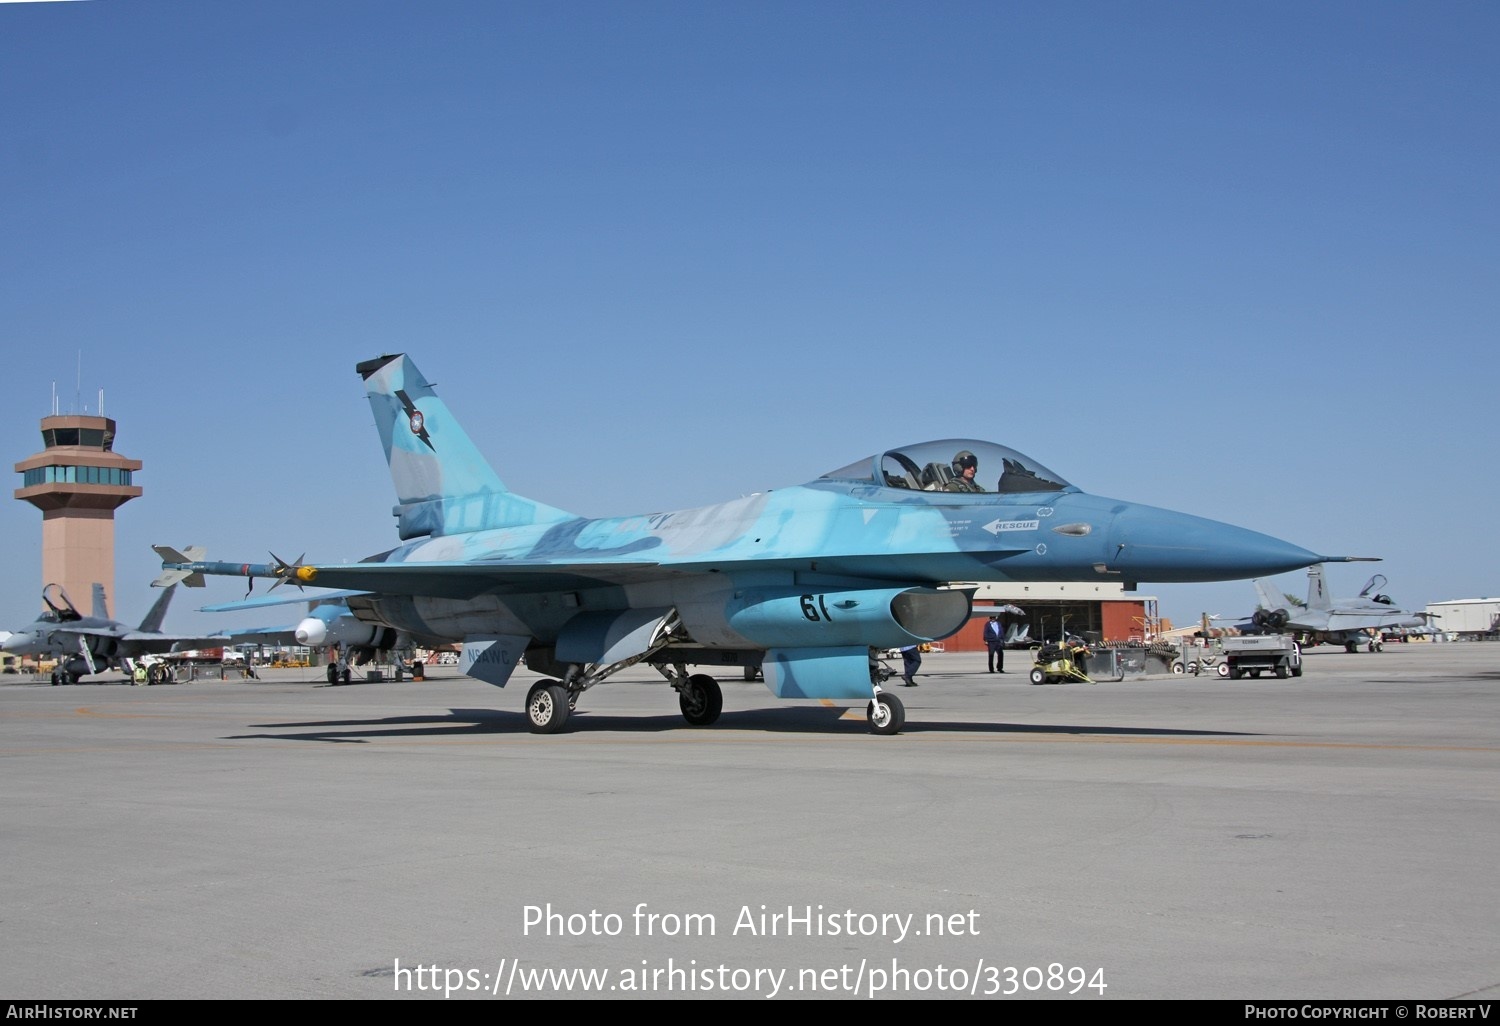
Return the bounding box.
[1028,641,1094,685]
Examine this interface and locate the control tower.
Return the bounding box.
[14,413,142,612]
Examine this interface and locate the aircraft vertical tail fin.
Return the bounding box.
[356,354,576,540]
[1252,578,1284,615]
[91,583,110,620]
[1304,564,1332,611]
[138,584,175,633]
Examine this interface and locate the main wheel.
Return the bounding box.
[327,664,339,685]
[679,673,723,726]
[341,667,352,684]
[1216,662,1230,678]
[1029,667,1046,685]
[526,681,572,734]
[867,691,905,735]
[50,669,61,686]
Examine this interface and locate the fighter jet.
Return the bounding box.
[2,574,228,685]
[202,592,415,685]
[155,353,1355,734]
[1246,564,1428,653]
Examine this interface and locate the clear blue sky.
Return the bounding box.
[3,0,1496,636]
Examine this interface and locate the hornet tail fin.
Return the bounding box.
[1304,563,1332,612]
[357,353,575,540]
[1252,577,1285,616]
[138,583,175,632]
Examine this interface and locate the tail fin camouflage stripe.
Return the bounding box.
[357,354,575,539]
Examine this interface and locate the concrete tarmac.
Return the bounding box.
[2,642,1497,1001]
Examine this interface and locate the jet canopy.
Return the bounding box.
[819,439,1074,495]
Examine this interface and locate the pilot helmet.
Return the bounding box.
[952,450,977,473]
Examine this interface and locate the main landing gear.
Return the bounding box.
[677,673,723,726]
[526,681,575,734]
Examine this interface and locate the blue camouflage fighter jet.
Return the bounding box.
[155,353,1352,735]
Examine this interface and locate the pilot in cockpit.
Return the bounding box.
[946,450,984,493]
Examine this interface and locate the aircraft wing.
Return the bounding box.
[117,631,231,651]
[180,548,1035,602]
[276,560,669,598]
[35,626,221,655]
[1324,610,1424,632]
[220,624,302,646]
[200,589,370,614]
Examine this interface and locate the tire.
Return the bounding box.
[1217,662,1230,678]
[1228,667,1242,680]
[327,664,339,685]
[1275,663,1289,679]
[341,668,351,684]
[526,681,572,734]
[679,674,723,726]
[1171,661,1185,674]
[1186,661,1199,675]
[1291,665,1303,678]
[867,691,905,735]
[1029,668,1046,685]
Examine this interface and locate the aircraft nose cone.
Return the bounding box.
[1107,504,1322,583]
[2,632,30,653]
[295,617,327,647]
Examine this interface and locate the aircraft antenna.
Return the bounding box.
[76,351,82,414]
[99,388,105,418]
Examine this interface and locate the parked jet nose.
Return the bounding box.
[1105,503,1322,583]
[1,631,34,654]
[294,617,328,647]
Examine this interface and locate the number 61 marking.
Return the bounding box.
[799,594,833,622]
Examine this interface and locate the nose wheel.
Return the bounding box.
[867,690,905,735]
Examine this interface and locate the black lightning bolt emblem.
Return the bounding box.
[395,389,434,450]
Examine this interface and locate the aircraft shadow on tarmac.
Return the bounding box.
[228,706,1257,743]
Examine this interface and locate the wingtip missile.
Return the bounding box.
[152,544,207,588]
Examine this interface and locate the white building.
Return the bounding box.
[1424,598,1500,638]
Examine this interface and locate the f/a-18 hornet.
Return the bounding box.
[156,353,1355,735]
[2,577,225,685]
[1246,564,1429,652]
